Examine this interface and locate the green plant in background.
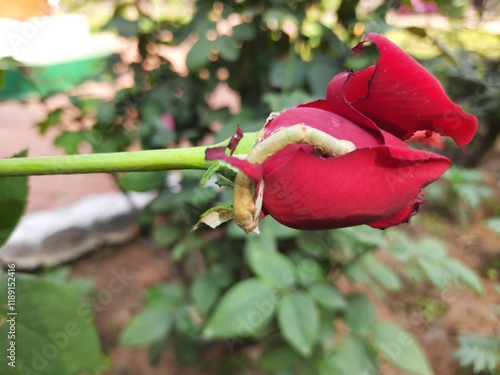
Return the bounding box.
[0,267,107,374]
[424,167,495,224]
[483,217,500,236]
[455,334,500,374]
[0,0,499,375]
[453,235,500,375]
[115,221,484,375]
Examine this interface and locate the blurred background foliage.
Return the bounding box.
[1,0,499,374]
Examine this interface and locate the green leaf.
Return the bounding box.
[120,305,174,347]
[263,216,301,239]
[245,222,278,252]
[148,334,170,366]
[248,247,296,289]
[151,190,179,212]
[454,334,500,373]
[102,17,139,37]
[277,291,319,357]
[318,309,338,352]
[217,35,241,61]
[66,277,95,296]
[444,259,483,295]
[332,335,378,375]
[145,283,184,308]
[215,173,235,187]
[458,184,490,208]
[269,58,307,90]
[69,97,101,116]
[38,108,63,134]
[388,230,420,261]
[0,274,106,375]
[54,131,86,154]
[200,163,220,185]
[308,283,346,311]
[0,151,28,247]
[174,305,201,338]
[193,205,234,230]
[120,283,184,346]
[152,226,179,246]
[191,185,218,207]
[172,242,189,260]
[370,322,434,375]
[186,36,213,72]
[418,238,447,260]
[209,264,234,289]
[362,255,402,292]
[333,226,387,249]
[232,22,256,41]
[306,55,342,96]
[117,171,167,192]
[345,260,374,285]
[417,258,448,289]
[482,217,500,235]
[259,346,301,372]
[190,274,219,315]
[96,101,115,123]
[173,336,198,365]
[296,257,326,286]
[344,293,376,334]
[263,90,314,113]
[203,279,275,338]
[42,267,71,282]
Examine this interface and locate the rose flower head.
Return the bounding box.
[206,33,478,233]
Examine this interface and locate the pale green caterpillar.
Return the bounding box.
[234,124,356,233]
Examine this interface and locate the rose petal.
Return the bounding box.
[262,103,382,176]
[352,42,366,56]
[261,146,450,230]
[205,146,262,181]
[264,101,381,148]
[321,74,384,135]
[229,126,243,155]
[326,33,478,146]
[368,197,423,229]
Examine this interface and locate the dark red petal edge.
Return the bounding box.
[351,41,367,56]
[229,126,244,155]
[326,72,384,138]
[368,197,423,229]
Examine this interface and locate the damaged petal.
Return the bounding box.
[368,198,423,229]
[205,146,263,181]
[229,126,244,155]
[351,41,367,56]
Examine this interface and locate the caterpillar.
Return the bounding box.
[234,124,356,233]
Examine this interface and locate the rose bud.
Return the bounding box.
[206,33,478,233]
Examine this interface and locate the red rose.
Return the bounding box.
[206,33,477,233]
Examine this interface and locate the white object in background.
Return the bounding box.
[0,192,156,270]
[0,14,92,65]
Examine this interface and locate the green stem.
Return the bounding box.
[0,147,210,177]
[0,132,260,177]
